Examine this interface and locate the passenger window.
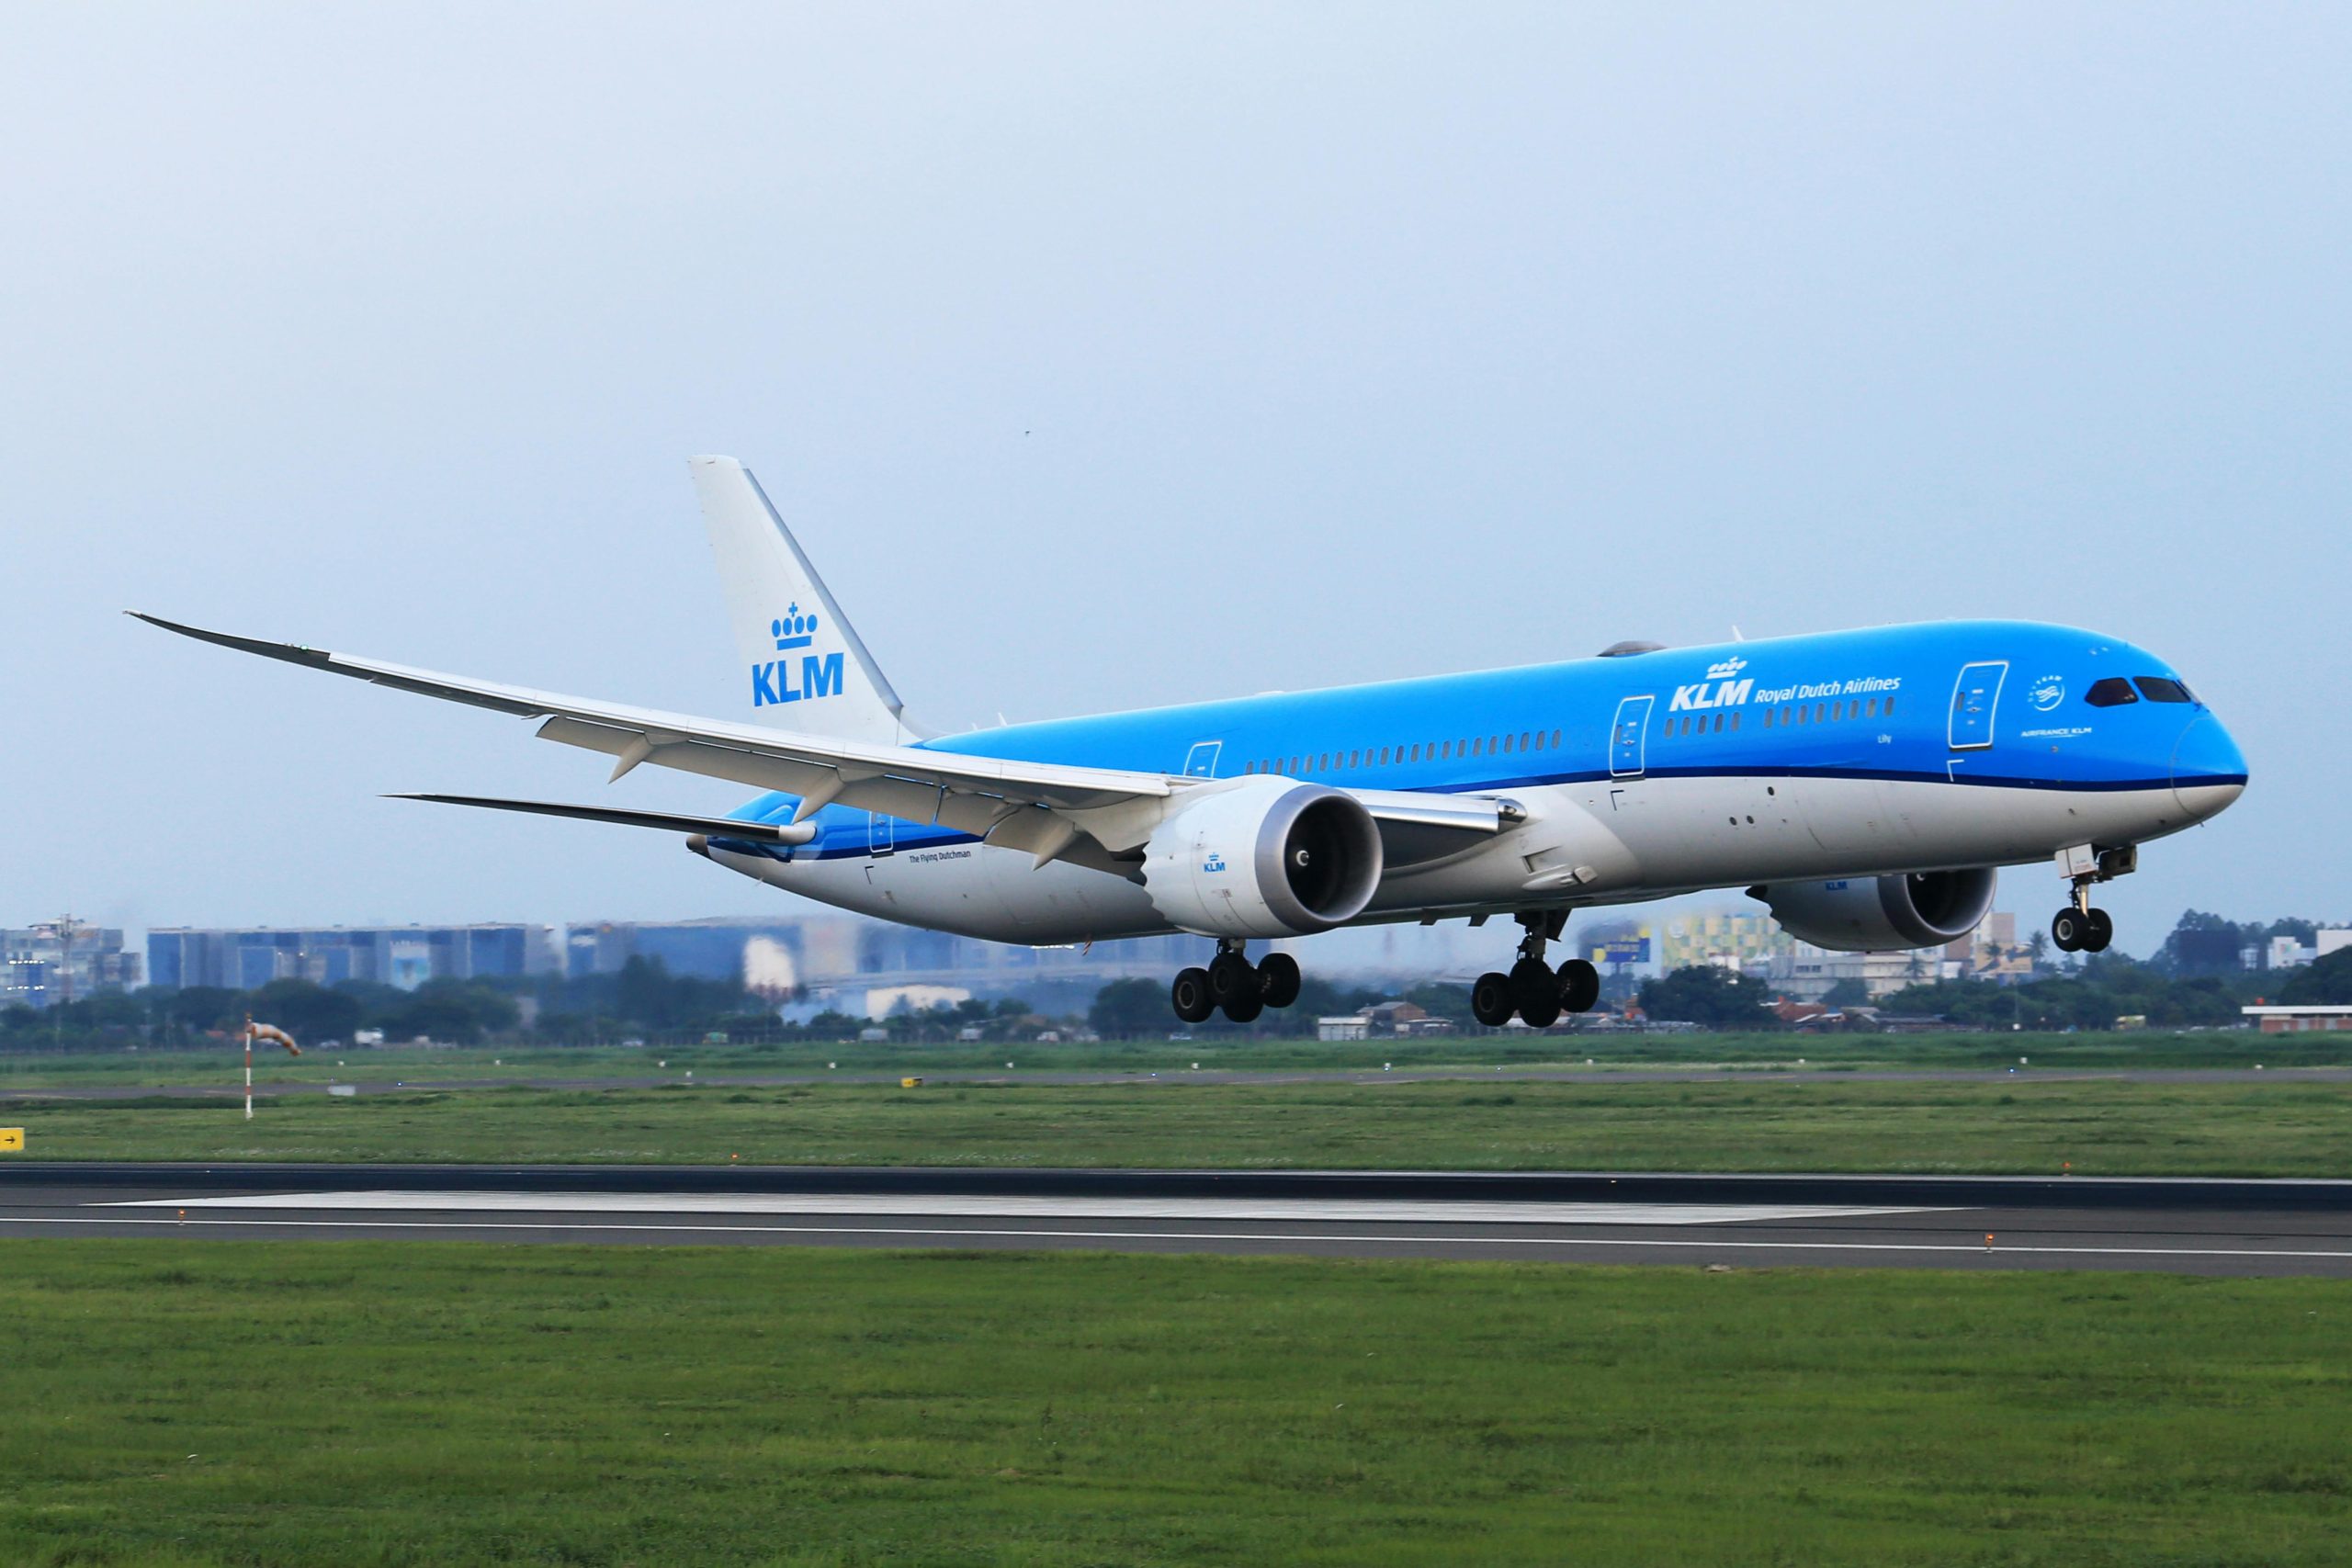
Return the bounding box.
[2085,678,2138,708]
[1884,696,1896,717]
[1781,705,1793,726]
[1713,712,1724,733]
[1815,705,1826,724]
[1866,697,1878,718]
[1729,711,1739,731]
[1518,732,1530,750]
[1549,728,1561,748]
[2135,677,2193,704]
[1350,750,1361,768]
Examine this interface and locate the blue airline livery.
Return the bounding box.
[135,456,2247,1027]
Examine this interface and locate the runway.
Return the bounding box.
[6,1164,2352,1274]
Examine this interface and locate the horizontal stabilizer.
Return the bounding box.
[387,793,818,844]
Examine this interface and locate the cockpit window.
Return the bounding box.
[2085,678,2138,707]
[2134,676,2194,704]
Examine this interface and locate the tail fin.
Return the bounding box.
[689,455,924,745]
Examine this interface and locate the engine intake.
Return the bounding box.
[1748,868,1996,953]
[1141,779,1384,939]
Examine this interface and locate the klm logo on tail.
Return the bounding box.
[752,603,845,707]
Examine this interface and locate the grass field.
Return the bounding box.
[4,1028,2346,1089]
[9,1075,2352,1175]
[1,1240,2345,1566]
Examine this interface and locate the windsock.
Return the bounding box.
[250,1021,301,1056]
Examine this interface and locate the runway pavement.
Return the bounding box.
[5,1163,2351,1275]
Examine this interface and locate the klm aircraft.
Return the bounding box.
[135,457,2247,1026]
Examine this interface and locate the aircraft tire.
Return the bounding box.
[1470,972,1516,1028]
[1510,957,1555,1014]
[1221,988,1264,1024]
[2051,908,2085,953]
[1170,967,1216,1024]
[1557,958,1600,1014]
[1207,952,1256,1006]
[1258,952,1302,1009]
[2083,908,2114,953]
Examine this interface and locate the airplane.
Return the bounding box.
[133,455,2247,1027]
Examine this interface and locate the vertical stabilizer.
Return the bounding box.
[689,455,923,745]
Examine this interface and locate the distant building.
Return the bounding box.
[2,919,141,1010]
[566,913,1200,1019]
[1955,911,2032,982]
[1761,945,1945,1002]
[2267,935,2316,970]
[1658,913,1793,973]
[2318,930,2352,960]
[2244,1005,2352,1034]
[147,924,557,991]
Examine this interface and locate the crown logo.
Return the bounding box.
[1704,656,1747,681]
[771,604,820,651]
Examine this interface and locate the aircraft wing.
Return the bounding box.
[131,613,1514,868]
[386,794,821,844]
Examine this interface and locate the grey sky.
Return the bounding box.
[5,4,2346,954]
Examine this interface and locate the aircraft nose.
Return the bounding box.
[2172,713,2247,821]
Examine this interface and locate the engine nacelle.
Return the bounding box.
[1141,779,1384,939]
[1748,868,1996,953]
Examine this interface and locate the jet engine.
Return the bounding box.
[1140,778,1384,939]
[1747,868,1996,953]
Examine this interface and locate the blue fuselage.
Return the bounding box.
[721,619,2246,867]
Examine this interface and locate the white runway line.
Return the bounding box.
[103,1190,1944,1226]
[6,1212,2351,1262]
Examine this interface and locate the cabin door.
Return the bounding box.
[1609,694,1655,779]
[1947,661,2007,750]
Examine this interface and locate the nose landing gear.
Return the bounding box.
[2050,845,2132,954]
[1170,942,1306,1024]
[1471,911,1601,1029]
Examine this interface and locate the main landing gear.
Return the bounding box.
[1170,941,1303,1025]
[1470,911,1600,1030]
[2050,844,2134,954]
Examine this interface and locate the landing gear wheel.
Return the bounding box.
[1470,972,1516,1028]
[1557,958,1600,1014]
[1257,952,1302,1010]
[1207,952,1255,1008]
[1220,987,1264,1023]
[1170,967,1215,1024]
[1510,957,1561,1029]
[2051,908,2086,953]
[2083,908,2114,953]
